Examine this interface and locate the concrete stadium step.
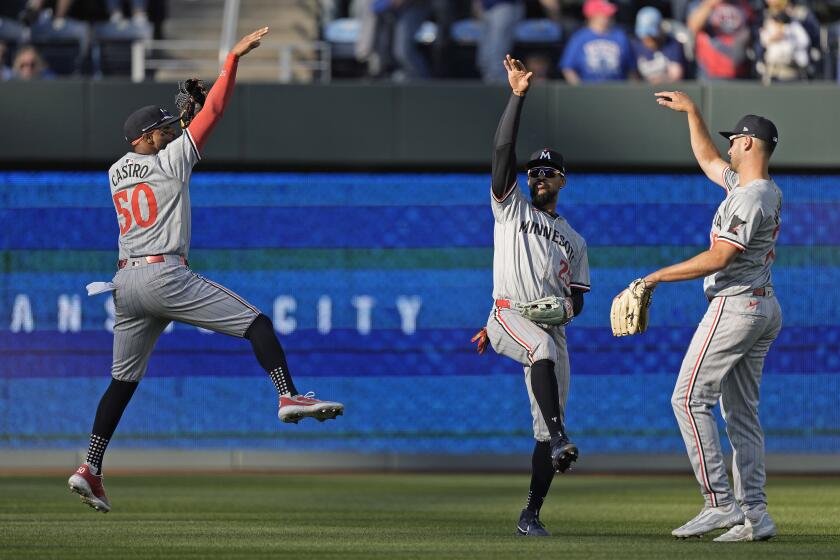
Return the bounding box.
[156,0,321,82]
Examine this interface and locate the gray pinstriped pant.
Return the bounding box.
[485,305,570,442]
[671,293,782,514]
[111,256,260,381]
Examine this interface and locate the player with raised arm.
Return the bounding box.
[472,55,590,537]
[611,90,782,541]
[68,28,344,513]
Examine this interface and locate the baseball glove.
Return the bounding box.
[471,327,489,354]
[610,278,656,336]
[519,296,574,326]
[175,78,207,128]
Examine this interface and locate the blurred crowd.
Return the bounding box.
[2,0,838,83]
[0,0,165,80]
[323,0,840,84]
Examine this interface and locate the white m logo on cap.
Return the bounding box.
[540,150,551,159]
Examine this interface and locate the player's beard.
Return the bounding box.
[530,183,559,210]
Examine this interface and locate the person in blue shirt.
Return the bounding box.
[560,0,637,83]
[632,6,686,84]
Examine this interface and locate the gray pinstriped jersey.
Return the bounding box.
[703,168,782,299]
[108,130,201,260]
[491,183,590,303]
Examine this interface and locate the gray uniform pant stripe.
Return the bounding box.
[486,307,570,441]
[672,295,782,511]
[111,263,260,382]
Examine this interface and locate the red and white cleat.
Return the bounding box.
[278,392,344,424]
[68,463,111,513]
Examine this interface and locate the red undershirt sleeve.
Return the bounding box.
[187,53,239,153]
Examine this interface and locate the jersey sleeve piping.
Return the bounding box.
[721,166,737,193]
[715,236,746,252]
[185,129,201,161]
[491,180,518,203]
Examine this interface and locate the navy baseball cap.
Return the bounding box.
[123,105,180,144]
[527,148,566,175]
[718,114,779,147]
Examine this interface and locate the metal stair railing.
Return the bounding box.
[131,39,331,82]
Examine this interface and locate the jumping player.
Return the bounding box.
[472,55,590,537]
[635,91,782,541]
[68,27,344,513]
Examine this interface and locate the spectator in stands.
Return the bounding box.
[356,0,431,80]
[11,44,52,79]
[632,6,685,83]
[757,11,810,82]
[687,0,755,80]
[0,43,12,80]
[477,0,525,83]
[559,0,636,83]
[16,0,74,26]
[764,0,819,45]
[755,0,819,81]
[106,0,149,24]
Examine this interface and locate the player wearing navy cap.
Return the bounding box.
[68,28,344,514]
[619,91,782,541]
[472,55,590,537]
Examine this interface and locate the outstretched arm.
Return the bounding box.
[655,90,729,189]
[687,0,720,34]
[643,241,740,286]
[492,55,533,200]
[188,27,269,152]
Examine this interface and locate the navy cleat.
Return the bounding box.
[550,434,579,473]
[515,509,551,537]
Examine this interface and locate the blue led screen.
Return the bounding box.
[0,171,837,454]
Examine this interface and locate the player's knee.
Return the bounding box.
[244,313,273,341]
[529,335,556,363]
[670,391,685,414]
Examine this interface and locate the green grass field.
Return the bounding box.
[1,473,838,559]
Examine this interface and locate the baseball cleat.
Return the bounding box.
[671,503,744,538]
[714,510,777,542]
[68,463,111,513]
[278,392,344,424]
[515,509,551,537]
[549,434,579,473]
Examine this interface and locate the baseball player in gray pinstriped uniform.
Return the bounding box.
[629,91,782,541]
[68,28,343,513]
[472,55,590,537]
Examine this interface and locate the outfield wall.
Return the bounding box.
[1,170,838,469]
[1,82,839,169]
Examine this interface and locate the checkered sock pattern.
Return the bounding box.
[269,366,296,397]
[86,434,109,474]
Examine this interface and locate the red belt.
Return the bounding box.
[117,255,187,269]
[495,299,512,308]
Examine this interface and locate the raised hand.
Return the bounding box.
[655,91,698,114]
[232,27,269,58]
[504,54,533,97]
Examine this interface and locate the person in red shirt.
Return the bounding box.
[688,0,755,79]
